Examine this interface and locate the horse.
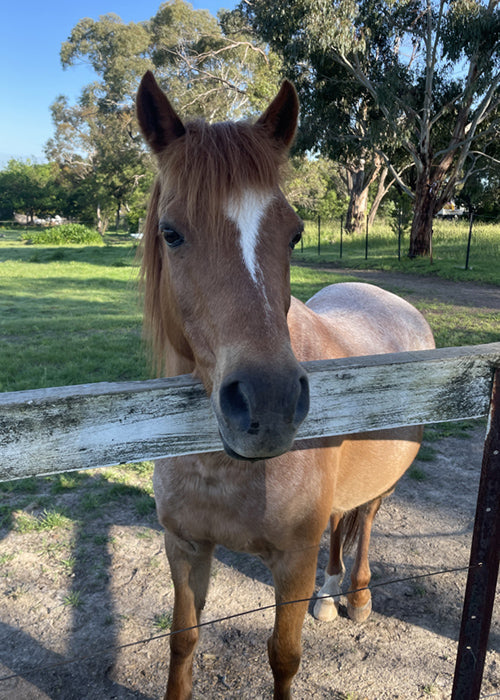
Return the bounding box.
[136,71,435,699]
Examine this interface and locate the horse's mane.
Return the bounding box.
[140,117,288,374]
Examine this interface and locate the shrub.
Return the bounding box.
[22,224,103,246]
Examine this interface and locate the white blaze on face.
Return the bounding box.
[226,190,273,287]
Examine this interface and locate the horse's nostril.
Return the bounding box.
[219,380,252,432]
[218,365,309,455]
[294,375,310,429]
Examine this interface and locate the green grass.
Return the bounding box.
[15,507,72,533]
[0,230,147,392]
[153,611,173,631]
[63,591,83,608]
[290,266,499,348]
[415,445,437,463]
[408,464,428,481]
[294,218,500,285]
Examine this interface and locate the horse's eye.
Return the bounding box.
[161,227,184,248]
[290,231,302,249]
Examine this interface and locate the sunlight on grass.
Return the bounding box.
[14,508,72,533]
[1,228,498,393]
[0,235,147,392]
[294,218,500,285]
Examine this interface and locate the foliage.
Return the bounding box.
[21,223,103,246]
[45,0,282,230]
[0,159,63,221]
[286,156,348,220]
[241,0,500,254]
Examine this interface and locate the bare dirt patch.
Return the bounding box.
[329,268,500,311]
[0,273,499,700]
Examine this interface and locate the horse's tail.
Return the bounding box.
[341,507,367,554]
[341,488,394,553]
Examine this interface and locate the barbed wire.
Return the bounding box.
[0,562,485,686]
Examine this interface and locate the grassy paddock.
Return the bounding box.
[0,230,147,392]
[295,218,500,285]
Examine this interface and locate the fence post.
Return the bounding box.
[398,208,402,261]
[451,369,500,700]
[340,215,343,259]
[317,214,321,256]
[465,209,474,270]
[365,218,369,260]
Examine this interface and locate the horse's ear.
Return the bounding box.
[256,80,299,149]
[136,71,186,154]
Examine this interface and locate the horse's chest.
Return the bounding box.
[153,455,270,551]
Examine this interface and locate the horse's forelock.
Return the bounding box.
[159,119,286,229]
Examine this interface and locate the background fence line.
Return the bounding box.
[300,212,500,268]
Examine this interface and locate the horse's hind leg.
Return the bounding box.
[163,533,214,700]
[346,496,382,623]
[313,512,345,621]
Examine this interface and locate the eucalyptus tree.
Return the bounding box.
[239,0,409,232]
[242,0,500,255]
[46,0,280,229]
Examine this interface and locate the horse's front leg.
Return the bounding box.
[267,547,319,699]
[163,533,214,700]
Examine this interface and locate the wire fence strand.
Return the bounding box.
[0,562,482,684]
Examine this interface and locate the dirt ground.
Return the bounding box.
[0,272,499,699]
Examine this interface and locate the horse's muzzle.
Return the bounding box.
[213,363,310,461]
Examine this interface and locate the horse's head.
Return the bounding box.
[137,71,309,461]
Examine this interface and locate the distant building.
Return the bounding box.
[436,202,467,217]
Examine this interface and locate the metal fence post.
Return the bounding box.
[340,215,343,259]
[465,209,474,270]
[451,368,500,699]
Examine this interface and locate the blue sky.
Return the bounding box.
[0,0,236,166]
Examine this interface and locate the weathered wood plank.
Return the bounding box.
[1,343,499,482]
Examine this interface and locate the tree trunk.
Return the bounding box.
[368,167,393,228]
[115,201,121,232]
[409,173,437,257]
[96,203,103,234]
[346,169,368,234]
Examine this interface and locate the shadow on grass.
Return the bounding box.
[0,244,139,267]
[0,471,160,698]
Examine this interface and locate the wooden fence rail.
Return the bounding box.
[1,341,499,700]
[1,342,499,482]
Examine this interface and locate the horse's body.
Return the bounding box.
[137,72,435,699]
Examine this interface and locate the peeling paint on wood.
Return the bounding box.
[1,343,499,482]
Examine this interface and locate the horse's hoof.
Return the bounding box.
[313,596,339,622]
[347,598,372,623]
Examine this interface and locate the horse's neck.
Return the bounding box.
[288,296,348,362]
